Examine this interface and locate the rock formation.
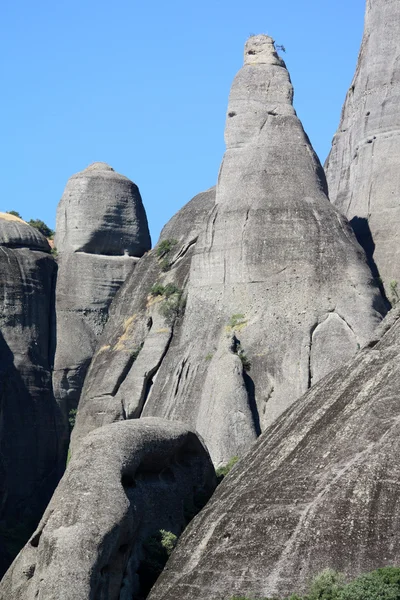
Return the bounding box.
[71,187,216,449]
[0,213,62,573]
[325,0,400,301]
[53,162,151,441]
[0,418,216,600]
[148,306,400,600]
[72,36,385,466]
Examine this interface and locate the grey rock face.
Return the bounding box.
[0,418,216,600]
[0,212,50,252]
[325,0,400,299]
[72,37,385,467]
[71,187,216,451]
[0,214,62,573]
[53,163,151,439]
[55,162,151,256]
[148,307,400,600]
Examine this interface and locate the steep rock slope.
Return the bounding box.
[0,213,62,572]
[72,37,384,466]
[325,0,400,299]
[72,187,216,449]
[148,307,400,600]
[53,162,151,436]
[0,418,216,600]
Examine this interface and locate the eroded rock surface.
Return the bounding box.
[148,307,400,600]
[325,0,400,299]
[72,36,385,466]
[53,163,151,442]
[0,418,216,600]
[0,214,62,573]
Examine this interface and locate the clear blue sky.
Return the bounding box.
[1,0,365,243]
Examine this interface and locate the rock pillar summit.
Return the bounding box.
[325,0,400,300]
[53,162,151,440]
[140,34,385,461]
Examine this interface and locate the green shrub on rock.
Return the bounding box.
[229,567,400,600]
[138,529,178,597]
[156,239,177,258]
[215,456,239,483]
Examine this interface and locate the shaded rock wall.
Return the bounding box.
[72,37,385,467]
[0,418,216,600]
[53,163,151,443]
[148,307,400,600]
[325,0,400,300]
[0,214,62,573]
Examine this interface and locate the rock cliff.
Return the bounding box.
[148,307,400,600]
[71,187,216,450]
[53,162,151,444]
[325,0,400,301]
[72,36,385,466]
[0,418,216,600]
[0,213,62,573]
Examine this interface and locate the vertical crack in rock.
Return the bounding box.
[136,332,174,418]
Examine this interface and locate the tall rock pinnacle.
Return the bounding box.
[73,36,384,467]
[140,34,385,461]
[325,0,400,301]
[53,163,151,448]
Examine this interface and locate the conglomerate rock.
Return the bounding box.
[0,418,216,600]
[0,213,62,574]
[148,307,400,600]
[325,0,400,300]
[72,36,385,466]
[53,162,151,443]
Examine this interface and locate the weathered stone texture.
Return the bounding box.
[72,37,385,467]
[53,163,151,437]
[0,215,62,573]
[0,418,216,600]
[325,0,400,299]
[148,307,400,600]
[71,187,216,451]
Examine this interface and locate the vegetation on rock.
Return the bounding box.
[6,212,54,237]
[28,219,54,238]
[156,239,178,271]
[156,239,178,258]
[159,288,186,325]
[231,567,400,600]
[138,529,178,597]
[216,456,239,483]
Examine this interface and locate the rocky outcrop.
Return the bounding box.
[71,186,216,448]
[72,36,384,466]
[148,307,400,600]
[0,213,62,573]
[325,0,400,300]
[53,162,151,439]
[0,418,216,600]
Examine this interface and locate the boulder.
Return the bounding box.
[325,0,400,300]
[0,418,216,600]
[0,214,62,574]
[72,37,385,466]
[148,307,400,600]
[53,163,151,443]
